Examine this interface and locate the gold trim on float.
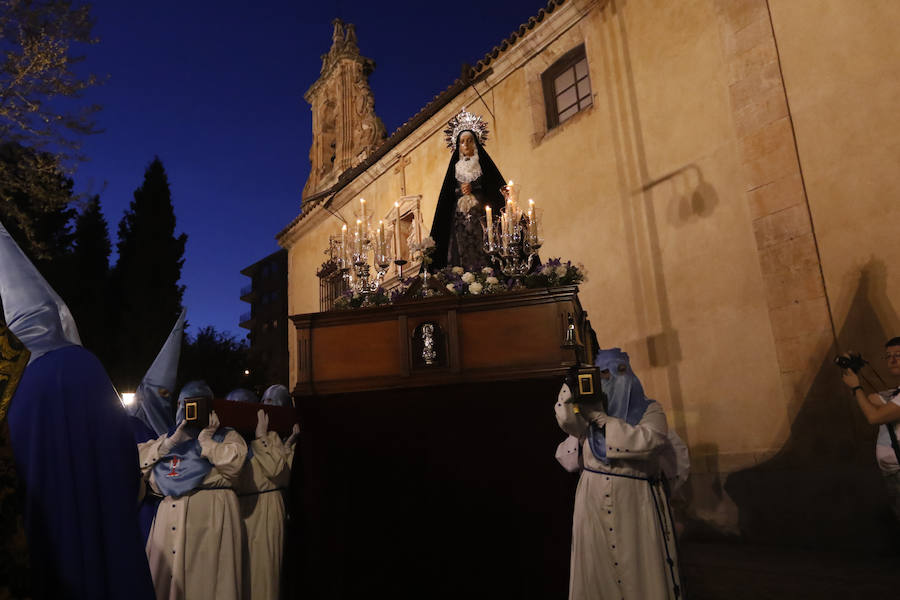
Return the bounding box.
[0,325,30,424]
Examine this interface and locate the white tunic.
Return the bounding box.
[556,400,682,600]
[236,432,295,600]
[139,431,248,600]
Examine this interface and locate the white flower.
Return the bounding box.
[451,266,465,275]
[481,266,494,275]
[541,266,553,276]
[461,272,475,283]
[420,236,436,249]
[446,283,457,292]
[555,265,568,277]
[486,276,499,285]
[468,282,483,295]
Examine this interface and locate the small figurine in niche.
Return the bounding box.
[429,108,507,271]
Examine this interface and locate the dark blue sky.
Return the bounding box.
[74,0,548,338]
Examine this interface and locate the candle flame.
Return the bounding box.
[529,198,534,206]
[508,180,514,186]
[357,219,361,224]
[379,220,383,225]
[342,224,347,231]
[394,201,400,207]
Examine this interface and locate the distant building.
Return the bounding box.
[239,249,288,388]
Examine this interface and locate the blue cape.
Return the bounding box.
[130,416,161,545]
[7,346,155,599]
[152,381,231,498]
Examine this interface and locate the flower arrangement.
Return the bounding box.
[523,258,586,288]
[408,235,436,266]
[331,257,586,309]
[435,265,506,296]
[332,286,393,310]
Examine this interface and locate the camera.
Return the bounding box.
[834,353,867,373]
[565,365,608,410]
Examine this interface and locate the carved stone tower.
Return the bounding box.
[302,19,386,200]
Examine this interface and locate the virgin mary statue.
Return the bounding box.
[429,108,507,271]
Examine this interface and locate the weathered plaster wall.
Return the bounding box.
[771,0,900,349]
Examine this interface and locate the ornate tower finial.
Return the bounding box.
[303,22,386,201]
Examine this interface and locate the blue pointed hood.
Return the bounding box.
[261,384,292,407]
[587,347,654,464]
[226,388,259,403]
[0,219,81,364]
[128,309,185,435]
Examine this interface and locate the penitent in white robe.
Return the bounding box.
[236,432,295,600]
[139,431,248,600]
[555,399,682,600]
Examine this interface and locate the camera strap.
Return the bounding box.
[888,422,900,467]
[888,390,900,466]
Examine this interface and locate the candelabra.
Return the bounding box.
[483,198,542,281]
[334,205,393,299]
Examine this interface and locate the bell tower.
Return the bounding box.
[302,19,386,200]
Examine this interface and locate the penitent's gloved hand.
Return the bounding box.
[159,420,190,454]
[285,423,300,447]
[255,409,269,440]
[578,403,608,428]
[198,410,220,443]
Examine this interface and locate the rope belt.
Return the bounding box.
[237,487,287,498]
[580,455,682,597]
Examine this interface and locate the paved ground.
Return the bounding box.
[680,541,900,599]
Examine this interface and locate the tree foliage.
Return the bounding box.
[68,194,111,360]
[0,0,100,156]
[0,0,101,263]
[0,142,74,260]
[180,326,258,397]
[110,157,186,388]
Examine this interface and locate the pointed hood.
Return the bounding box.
[261,384,292,407]
[128,309,186,435]
[144,308,185,392]
[0,219,81,364]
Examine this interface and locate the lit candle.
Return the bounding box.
[485,204,493,247]
[356,219,363,254]
[359,198,367,236]
[341,224,347,263]
[507,180,518,206]
[394,201,401,259]
[378,220,385,255]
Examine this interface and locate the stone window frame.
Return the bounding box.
[541,44,593,130]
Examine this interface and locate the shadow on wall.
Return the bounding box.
[723,259,900,553]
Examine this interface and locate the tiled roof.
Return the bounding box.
[277,0,567,242]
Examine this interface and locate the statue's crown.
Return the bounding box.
[444,107,489,151]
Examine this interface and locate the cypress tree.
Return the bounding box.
[69,195,112,362]
[110,157,186,389]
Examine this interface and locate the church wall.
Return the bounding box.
[283,0,898,548]
[770,0,900,354]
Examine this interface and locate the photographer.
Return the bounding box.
[841,337,900,521]
[555,348,681,600]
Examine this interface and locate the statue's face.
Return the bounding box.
[458,132,476,158]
